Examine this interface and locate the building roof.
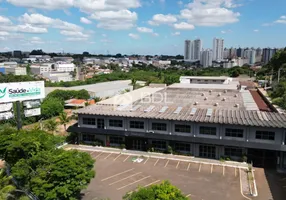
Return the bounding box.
[180,76,230,80]
[75,85,286,128]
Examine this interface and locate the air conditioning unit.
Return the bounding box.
[214,103,219,106]
[201,93,205,96]
[235,104,239,108]
[217,93,221,97]
[204,97,208,100]
[222,98,227,101]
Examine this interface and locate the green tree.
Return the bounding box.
[41,97,64,119]
[11,150,95,200]
[0,169,16,200]
[123,181,188,200]
[58,112,70,131]
[44,119,58,133]
[130,78,137,90]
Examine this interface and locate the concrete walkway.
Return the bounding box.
[66,144,249,170]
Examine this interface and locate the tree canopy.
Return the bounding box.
[123,181,188,200]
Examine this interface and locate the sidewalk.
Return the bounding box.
[66,144,249,169]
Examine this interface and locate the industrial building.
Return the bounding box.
[69,77,286,169]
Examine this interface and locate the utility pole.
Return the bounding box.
[16,101,22,131]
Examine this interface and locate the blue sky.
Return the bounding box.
[0,0,285,55]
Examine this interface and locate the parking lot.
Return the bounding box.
[80,150,250,200]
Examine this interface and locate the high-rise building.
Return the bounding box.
[200,49,213,68]
[184,40,191,61]
[262,48,277,64]
[212,38,224,61]
[223,48,229,59]
[13,50,22,58]
[230,47,237,58]
[192,39,202,61]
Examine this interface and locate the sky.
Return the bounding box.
[0,0,286,55]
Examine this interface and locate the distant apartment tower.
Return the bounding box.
[184,40,191,61]
[237,48,244,58]
[13,50,22,58]
[212,38,224,61]
[200,49,213,68]
[262,48,277,64]
[192,39,202,61]
[247,50,256,65]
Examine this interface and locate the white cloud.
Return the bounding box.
[173,22,195,30]
[253,29,259,32]
[159,0,165,3]
[128,33,139,39]
[66,37,88,41]
[171,31,180,36]
[19,13,82,31]
[102,34,107,37]
[17,24,48,33]
[60,30,89,37]
[0,16,12,24]
[0,31,9,36]
[6,0,73,10]
[30,36,45,44]
[177,1,183,5]
[75,0,141,13]
[180,0,240,26]
[148,14,177,26]
[221,29,232,34]
[262,23,272,27]
[90,10,137,30]
[80,17,92,24]
[274,16,286,24]
[137,27,153,33]
[152,32,159,37]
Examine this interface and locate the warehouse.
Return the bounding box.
[69,77,286,169]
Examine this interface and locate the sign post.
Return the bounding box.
[0,81,45,130]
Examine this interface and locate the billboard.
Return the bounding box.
[0,112,14,120]
[0,102,13,112]
[24,108,41,117]
[0,81,45,103]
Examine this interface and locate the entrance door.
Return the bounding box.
[248,148,277,168]
[132,140,144,150]
[199,145,216,159]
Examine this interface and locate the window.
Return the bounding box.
[175,143,190,152]
[152,123,167,131]
[83,117,96,125]
[199,145,216,159]
[130,121,144,129]
[97,119,105,129]
[152,140,166,150]
[110,136,124,144]
[109,119,123,128]
[225,128,244,138]
[256,131,275,140]
[82,134,95,142]
[224,147,243,157]
[175,124,191,133]
[199,126,217,136]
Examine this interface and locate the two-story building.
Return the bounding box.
[69,78,286,169]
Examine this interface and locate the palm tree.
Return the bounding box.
[0,169,16,200]
[59,112,70,131]
[44,119,58,134]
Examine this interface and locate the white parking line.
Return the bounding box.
[223,165,225,176]
[211,164,213,174]
[143,180,161,188]
[109,172,142,186]
[187,163,191,171]
[95,152,103,159]
[198,163,202,172]
[176,161,180,169]
[104,153,112,160]
[123,155,130,162]
[154,159,160,166]
[144,157,149,164]
[186,194,192,197]
[164,160,169,168]
[90,151,96,155]
[113,154,121,161]
[101,168,135,182]
[117,176,151,190]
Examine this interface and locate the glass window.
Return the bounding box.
[83,117,96,125]
[255,131,275,140]
[225,128,244,138]
[110,136,124,144]
[175,143,190,152]
[97,119,105,129]
[224,147,243,157]
[82,134,95,142]
[199,126,217,136]
[199,145,216,159]
[152,140,166,150]
[175,124,191,133]
[130,121,144,129]
[152,123,167,131]
[109,119,123,128]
